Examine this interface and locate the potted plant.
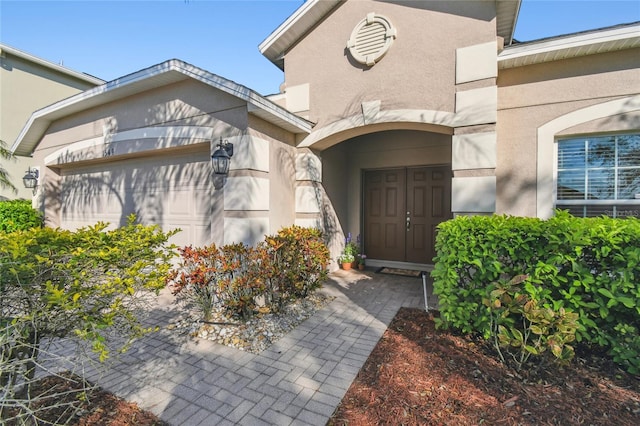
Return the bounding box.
[338,251,355,270]
[357,254,366,270]
[339,233,358,270]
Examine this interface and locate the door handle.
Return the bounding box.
[406,214,410,231]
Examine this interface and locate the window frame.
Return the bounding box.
[554,132,640,218]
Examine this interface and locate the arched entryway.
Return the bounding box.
[321,129,452,268]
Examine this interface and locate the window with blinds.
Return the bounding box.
[557,134,640,218]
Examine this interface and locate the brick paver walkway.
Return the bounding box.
[81,269,434,425]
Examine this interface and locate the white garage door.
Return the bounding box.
[59,150,213,248]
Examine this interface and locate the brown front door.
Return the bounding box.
[363,166,451,264]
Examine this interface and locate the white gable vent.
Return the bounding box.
[347,13,397,66]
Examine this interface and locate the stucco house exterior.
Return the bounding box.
[10,0,640,270]
[0,43,104,200]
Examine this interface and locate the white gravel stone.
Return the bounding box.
[168,291,334,353]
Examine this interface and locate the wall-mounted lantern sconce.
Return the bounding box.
[22,167,39,190]
[211,137,234,175]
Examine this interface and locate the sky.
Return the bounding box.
[1,0,639,96]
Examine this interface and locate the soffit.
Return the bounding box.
[498,22,640,69]
[259,0,342,71]
[495,0,521,46]
[11,60,313,156]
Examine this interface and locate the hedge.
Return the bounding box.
[431,211,640,373]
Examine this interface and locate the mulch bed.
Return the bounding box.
[3,372,167,426]
[328,307,640,426]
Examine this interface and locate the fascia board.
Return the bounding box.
[258,0,320,53]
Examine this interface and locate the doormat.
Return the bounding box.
[376,267,423,278]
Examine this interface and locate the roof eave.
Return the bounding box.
[495,0,521,46]
[498,22,640,69]
[11,60,312,156]
[259,0,342,70]
[11,61,187,156]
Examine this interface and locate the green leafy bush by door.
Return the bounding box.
[431,211,640,374]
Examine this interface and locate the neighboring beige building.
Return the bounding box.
[10,0,640,270]
[0,44,104,200]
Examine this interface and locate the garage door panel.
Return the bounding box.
[164,222,205,248]
[60,151,212,247]
[168,191,191,216]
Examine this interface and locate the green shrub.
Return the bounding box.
[1,216,177,410]
[263,226,330,306]
[1,216,177,358]
[0,199,43,232]
[432,211,639,373]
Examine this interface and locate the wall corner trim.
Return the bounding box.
[452,175,496,213]
[456,41,498,84]
[452,131,497,170]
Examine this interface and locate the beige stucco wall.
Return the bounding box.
[0,156,28,201]
[0,50,99,200]
[32,79,247,235]
[37,79,247,158]
[274,0,500,265]
[283,0,497,129]
[280,0,499,256]
[556,111,640,137]
[30,78,301,248]
[497,48,640,217]
[268,139,297,232]
[231,118,298,239]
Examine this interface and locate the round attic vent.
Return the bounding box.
[347,12,397,66]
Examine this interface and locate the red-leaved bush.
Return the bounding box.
[168,226,330,321]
